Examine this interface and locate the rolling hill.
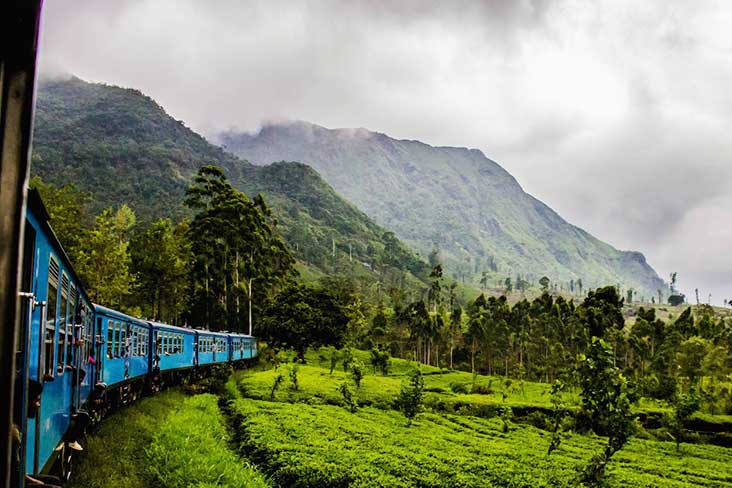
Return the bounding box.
[31,77,428,282]
[216,121,665,297]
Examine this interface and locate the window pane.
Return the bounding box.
[45,257,59,378]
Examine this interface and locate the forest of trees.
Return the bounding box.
[32,167,732,421]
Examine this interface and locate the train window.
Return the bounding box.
[120,325,127,357]
[82,304,91,364]
[107,320,114,359]
[67,284,76,366]
[57,272,69,372]
[44,256,59,379]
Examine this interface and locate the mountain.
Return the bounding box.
[31,78,428,282]
[216,121,665,297]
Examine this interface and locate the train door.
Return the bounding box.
[15,222,37,485]
[95,316,104,384]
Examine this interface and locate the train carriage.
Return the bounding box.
[93,305,150,388]
[12,190,259,486]
[17,190,96,478]
[149,322,196,372]
[196,330,229,366]
[229,333,257,361]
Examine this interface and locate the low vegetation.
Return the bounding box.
[68,390,269,488]
[228,392,732,487]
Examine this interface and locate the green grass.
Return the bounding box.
[228,397,732,488]
[67,390,182,488]
[68,390,269,488]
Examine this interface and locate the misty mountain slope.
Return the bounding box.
[217,121,664,296]
[31,78,428,280]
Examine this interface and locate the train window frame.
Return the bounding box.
[106,319,114,359]
[44,256,59,380]
[67,283,76,367]
[120,324,127,357]
[57,271,70,374]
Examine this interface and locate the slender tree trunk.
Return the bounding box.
[235,251,240,326]
[248,278,253,336]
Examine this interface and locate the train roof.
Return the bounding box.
[195,329,229,337]
[27,188,93,306]
[146,321,196,334]
[93,304,149,326]
[229,332,255,338]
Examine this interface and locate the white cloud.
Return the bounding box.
[38,0,732,304]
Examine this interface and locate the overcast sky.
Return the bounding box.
[39,0,732,304]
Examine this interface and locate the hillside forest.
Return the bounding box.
[35,158,732,485]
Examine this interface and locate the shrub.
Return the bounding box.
[396,369,424,425]
[351,361,364,389]
[450,382,469,394]
[342,347,354,372]
[500,407,513,433]
[289,364,300,391]
[471,380,493,395]
[270,373,284,400]
[370,347,391,375]
[338,381,358,412]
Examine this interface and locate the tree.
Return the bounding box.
[668,390,699,451]
[676,337,709,388]
[76,206,135,309]
[186,166,294,332]
[130,219,191,323]
[504,277,513,294]
[428,264,443,312]
[539,276,550,292]
[428,244,441,268]
[369,347,390,375]
[396,368,424,425]
[480,271,489,291]
[577,286,624,339]
[29,176,92,266]
[578,337,638,485]
[447,306,463,369]
[261,283,348,359]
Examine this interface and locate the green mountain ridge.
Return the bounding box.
[31,77,428,282]
[216,121,665,297]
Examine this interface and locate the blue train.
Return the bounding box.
[14,189,258,485]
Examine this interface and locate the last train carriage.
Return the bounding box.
[13,189,258,485]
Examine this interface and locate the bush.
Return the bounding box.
[289,364,300,391]
[396,369,424,425]
[370,347,391,375]
[338,381,358,413]
[471,380,493,395]
[270,373,284,400]
[450,382,469,394]
[351,361,364,389]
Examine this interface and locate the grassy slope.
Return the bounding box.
[230,400,732,488]
[67,390,269,488]
[239,349,703,417]
[228,360,732,488]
